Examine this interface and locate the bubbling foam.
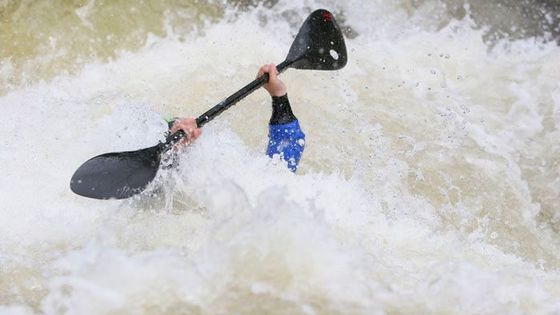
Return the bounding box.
[1,1,560,314]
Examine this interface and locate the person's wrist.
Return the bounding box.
[270,90,287,97]
[267,84,287,96]
[271,93,288,100]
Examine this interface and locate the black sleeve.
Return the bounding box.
[269,94,297,125]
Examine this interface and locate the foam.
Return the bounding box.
[1,1,560,313]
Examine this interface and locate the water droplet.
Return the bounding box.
[329,49,339,60]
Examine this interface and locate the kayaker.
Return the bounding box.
[170,63,305,171]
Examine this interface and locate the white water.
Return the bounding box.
[1,1,560,314]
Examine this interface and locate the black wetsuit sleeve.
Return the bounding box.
[270,94,297,125]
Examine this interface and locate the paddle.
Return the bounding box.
[71,9,348,199]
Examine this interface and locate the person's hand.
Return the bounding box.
[257,63,287,97]
[170,117,201,147]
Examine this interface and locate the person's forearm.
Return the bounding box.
[267,94,305,172]
[270,94,297,125]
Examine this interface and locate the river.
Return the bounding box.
[1,0,559,314]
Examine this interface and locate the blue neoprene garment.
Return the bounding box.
[266,94,305,172]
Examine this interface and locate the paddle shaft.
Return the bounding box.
[195,59,293,127]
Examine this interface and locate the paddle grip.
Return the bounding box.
[195,60,292,128]
[160,129,187,152]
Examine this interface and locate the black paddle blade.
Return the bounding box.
[287,9,348,71]
[70,145,162,199]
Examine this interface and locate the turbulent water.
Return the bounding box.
[1,0,560,314]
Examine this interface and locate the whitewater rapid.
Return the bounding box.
[1,1,560,314]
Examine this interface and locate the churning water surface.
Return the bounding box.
[1,0,560,314]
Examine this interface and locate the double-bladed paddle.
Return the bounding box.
[71,9,348,199]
